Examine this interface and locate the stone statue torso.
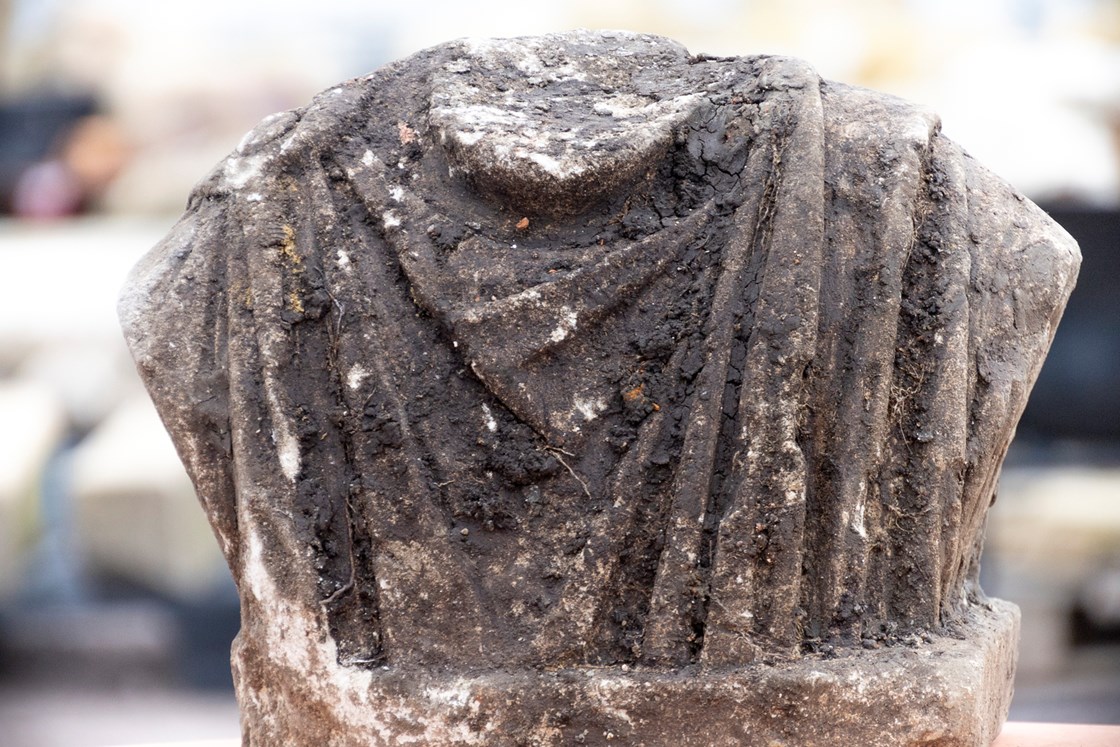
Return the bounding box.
[120,31,1079,746]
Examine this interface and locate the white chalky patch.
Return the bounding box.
[237,128,257,153]
[241,522,488,744]
[451,128,486,147]
[458,287,544,325]
[390,186,405,202]
[236,112,287,153]
[223,153,268,189]
[852,500,868,539]
[848,480,869,538]
[337,248,351,269]
[362,149,375,166]
[549,307,578,343]
[258,365,302,484]
[279,131,300,154]
[574,396,606,422]
[907,114,936,144]
[383,211,401,229]
[243,527,310,673]
[587,685,635,728]
[261,374,302,483]
[592,94,671,118]
[481,403,498,432]
[422,684,473,708]
[275,427,301,482]
[527,152,569,178]
[347,365,369,391]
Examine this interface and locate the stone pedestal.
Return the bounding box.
[233,601,1018,746]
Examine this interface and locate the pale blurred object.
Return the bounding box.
[105,743,238,747]
[7,115,129,218]
[0,216,170,369]
[993,722,1120,746]
[70,396,225,599]
[11,159,82,218]
[17,343,139,433]
[0,379,67,596]
[1081,566,1120,630]
[0,92,97,214]
[989,467,1120,678]
[26,0,379,214]
[993,468,1120,565]
[3,0,1116,212]
[61,114,129,203]
[0,685,240,747]
[925,34,1120,206]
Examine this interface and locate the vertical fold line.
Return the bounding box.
[332,166,488,666]
[926,136,972,619]
[800,89,941,641]
[701,79,825,664]
[639,145,770,665]
[882,133,971,628]
[237,171,308,568]
[302,162,386,666]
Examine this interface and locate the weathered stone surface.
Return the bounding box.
[120,30,1079,746]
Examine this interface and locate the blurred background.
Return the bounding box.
[0,1,1117,744]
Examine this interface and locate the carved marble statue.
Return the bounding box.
[120,31,1079,746]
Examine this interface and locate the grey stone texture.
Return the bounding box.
[120,30,1079,746]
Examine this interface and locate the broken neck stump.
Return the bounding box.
[120,31,1079,747]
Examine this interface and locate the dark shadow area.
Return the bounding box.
[1017,206,1120,449]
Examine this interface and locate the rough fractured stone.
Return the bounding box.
[119,30,1079,746]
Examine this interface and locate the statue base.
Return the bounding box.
[235,599,1019,746]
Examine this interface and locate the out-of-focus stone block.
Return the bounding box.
[18,343,140,433]
[71,396,226,598]
[988,467,1120,678]
[0,379,67,597]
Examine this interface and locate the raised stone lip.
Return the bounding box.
[427,30,701,215]
[274,600,1019,747]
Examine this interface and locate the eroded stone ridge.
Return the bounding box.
[120,30,1079,746]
